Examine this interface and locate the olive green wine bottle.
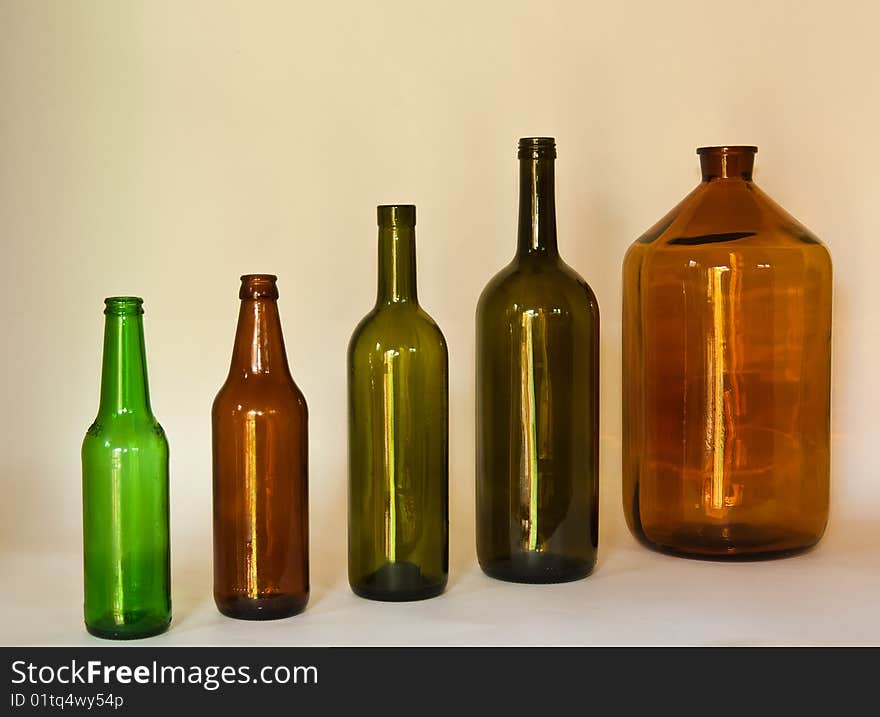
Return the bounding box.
[348,205,449,601]
[476,138,599,583]
[81,297,171,639]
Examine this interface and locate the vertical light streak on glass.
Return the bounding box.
[728,254,743,418]
[537,314,552,456]
[383,350,397,562]
[250,302,264,374]
[390,228,401,302]
[111,448,124,623]
[115,318,124,412]
[520,311,539,551]
[245,412,258,598]
[708,267,729,512]
[530,159,540,251]
[727,255,743,507]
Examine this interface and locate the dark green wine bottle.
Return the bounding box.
[81,297,171,639]
[348,205,449,601]
[476,138,599,583]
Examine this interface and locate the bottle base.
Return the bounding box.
[215,593,309,620]
[86,614,170,641]
[350,561,446,602]
[633,521,822,561]
[480,551,595,584]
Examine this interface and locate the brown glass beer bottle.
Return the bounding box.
[212,274,309,619]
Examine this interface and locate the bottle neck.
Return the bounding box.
[517,156,558,257]
[98,311,152,416]
[228,297,291,379]
[698,146,756,181]
[376,222,418,305]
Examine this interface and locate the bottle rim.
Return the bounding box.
[239,274,279,300]
[103,296,144,315]
[518,137,556,159]
[377,205,416,226]
[240,273,278,282]
[697,145,758,155]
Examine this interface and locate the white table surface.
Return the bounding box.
[5,511,877,647]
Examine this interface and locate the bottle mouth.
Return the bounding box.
[697,145,758,155]
[697,146,757,180]
[377,205,416,227]
[104,296,144,315]
[518,137,556,159]
[239,274,279,300]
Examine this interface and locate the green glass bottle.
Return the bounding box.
[476,138,600,583]
[348,205,449,601]
[81,297,171,639]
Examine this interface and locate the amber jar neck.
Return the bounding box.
[698,146,757,181]
[517,137,558,257]
[228,274,291,379]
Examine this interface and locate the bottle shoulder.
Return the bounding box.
[477,257,598,316]
[632,180,828,254]
[83,412,167,449]
[349,303,447,355]
[213,374,307,414]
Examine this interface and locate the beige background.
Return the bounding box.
[1,0,878,645]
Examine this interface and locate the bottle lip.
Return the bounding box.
[104,296,144,315]
[697,145,758,155]
[518,137,556,159]
[240,273,278,282]
[239,274,279,300]
[698,145,757,180]
[377,204,416,227]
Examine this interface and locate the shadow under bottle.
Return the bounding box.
[212,274,309,619]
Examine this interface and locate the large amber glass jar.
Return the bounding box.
[622,146,832,558]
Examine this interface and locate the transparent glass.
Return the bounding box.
[212,275,309,619]
[476,138,600,583]
[622,146,833,558]
[81,297,171,639]
[347,205,449,601]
